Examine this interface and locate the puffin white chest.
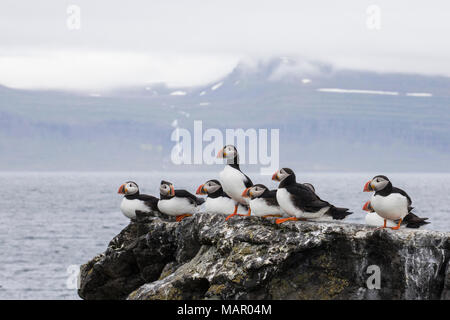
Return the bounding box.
[204,197,235,214]
[157,197,196,216]
[276,188,303,218]
[219,165,249,205]
[120,198,151,219]
[250,198,284,217]
[371,193,408,221]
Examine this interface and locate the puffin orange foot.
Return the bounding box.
[275,217,298,224]
[390,218,402,230]
[226,205,239,221]
[176,214,192,222]
[225,212,238,221]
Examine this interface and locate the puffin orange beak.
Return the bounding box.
[272,171,279,181]
[170,185,175,196]
[196,184,206,195]
[117,184,126,194]
[363,180,373,192]
[242,188,250,197]
[362,201,373,212]
[217,149,225,158]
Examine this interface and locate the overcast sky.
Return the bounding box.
[0,0,449,91]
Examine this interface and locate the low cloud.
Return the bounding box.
[0,0,449,90]
[0,50,239,91]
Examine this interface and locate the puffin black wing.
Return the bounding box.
[261,189,279,207]
[286,183,352,219]
[175,189,205,205]
[286,183,331,212]
[327,206,353,220]
[243,173,253,188]
[402,212,429,228]
[302,183,315,193]
[221,191,232,199]
[136,194,159,210]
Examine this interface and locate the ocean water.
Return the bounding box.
[0,171,449,300]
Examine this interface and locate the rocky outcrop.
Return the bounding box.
[78,211,450,300]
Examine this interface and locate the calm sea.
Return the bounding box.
[0,171,449,299]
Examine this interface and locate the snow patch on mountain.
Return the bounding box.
[170,90,187,96]
[317,88,399,96]
[211,82,223,91]
[406,92,432,97]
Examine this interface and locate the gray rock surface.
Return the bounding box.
[78,211,450,300]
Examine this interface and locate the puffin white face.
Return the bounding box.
[160,181,175,197]
[117,181,139,195]
[217,145,238,160]
[198,180,222,195]
[364,175,390,192]
[242,184,267,199]
[272,168,292,182]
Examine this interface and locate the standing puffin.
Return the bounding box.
[241,184,285,218]
[217,145,253,220]
[196,179,248,215]
[157,180,205,222]
[362,200,429,228]
[272,168,352,224]
[363,175,429,229]
[117,181,159,220]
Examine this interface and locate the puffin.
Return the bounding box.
[217,145,253,220]
[241,184,285,218]
[363,175,429,229]
[117,181,159,220]
[363,200,429,228]
[272,168,352,224]
[157,180,205,222]
[196,179,248,215]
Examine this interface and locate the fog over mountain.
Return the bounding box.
[1,57,449,172]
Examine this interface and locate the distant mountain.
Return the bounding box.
[0,57,449,171]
